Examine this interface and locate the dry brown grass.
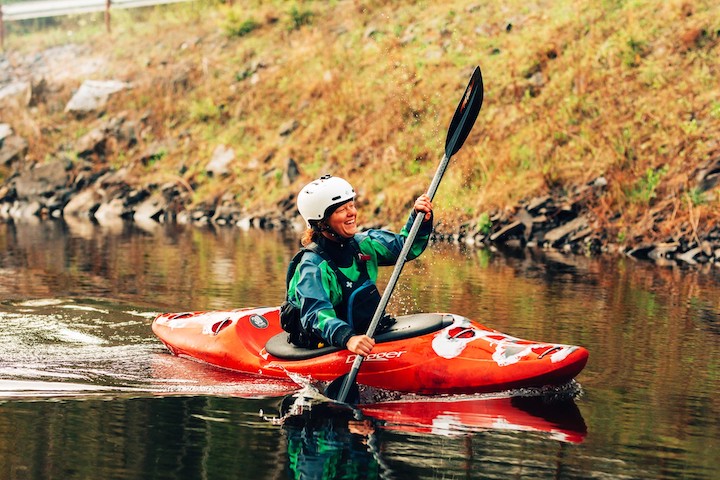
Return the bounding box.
[2,0,719,243]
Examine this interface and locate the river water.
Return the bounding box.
[0,218,718,479]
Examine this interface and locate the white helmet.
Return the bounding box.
[297,175,355,227]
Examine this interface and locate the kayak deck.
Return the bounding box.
[265,313,454,360]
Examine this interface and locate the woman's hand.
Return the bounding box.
[346,334,375,356]
[414,194,433,221]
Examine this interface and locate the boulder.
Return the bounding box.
[65,80,130,114]
[544,215,589,247]
[75,127,109,158]
[63,188,102,217]
[0,135,28,166]
[489,220,524,244]
[94,197,126,226]
[206,145,235,177]
[0,81,31,106]
[133,192,166,224]
[14,161,69,199]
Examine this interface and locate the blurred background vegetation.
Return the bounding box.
[1,0,718,245]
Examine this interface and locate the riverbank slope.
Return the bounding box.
[1,0,719,265]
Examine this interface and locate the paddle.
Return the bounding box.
[325,66,484,403]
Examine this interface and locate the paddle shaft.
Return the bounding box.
[330,66,483,403]
[334,152,450,402]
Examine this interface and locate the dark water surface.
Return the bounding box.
[0,219,718,479]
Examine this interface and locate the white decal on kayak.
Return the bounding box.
[550,346,575,363]
[492,343,534,366]
[432,315,575,366]
[432,316,479,359]
[345,351,406,363]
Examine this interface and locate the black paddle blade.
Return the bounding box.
[325,374,360,404]
[445,66,484,158]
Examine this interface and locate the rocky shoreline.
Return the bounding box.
[2,141,720,269]
[2,45,719,268]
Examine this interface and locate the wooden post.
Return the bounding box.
[105,0,111,34]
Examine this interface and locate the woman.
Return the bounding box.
[283,174,433,356]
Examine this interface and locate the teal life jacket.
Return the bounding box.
[280,240,382,348]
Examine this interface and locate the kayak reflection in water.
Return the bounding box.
[281,174,433,356]
[282,400,384,480]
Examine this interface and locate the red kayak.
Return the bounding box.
[152,307,588,395]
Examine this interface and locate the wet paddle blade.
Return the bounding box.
[325,374,360,404]
[445,66,484,158]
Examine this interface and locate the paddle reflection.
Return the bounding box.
[281,401,384,480]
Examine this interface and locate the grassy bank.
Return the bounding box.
[2,0,719,245]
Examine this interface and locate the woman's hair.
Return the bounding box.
[301,227,320,246]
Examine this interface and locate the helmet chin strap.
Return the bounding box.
[315,221,343,242]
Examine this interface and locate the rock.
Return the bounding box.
[75,127,108,158]
[526,195,551,214]
[489,220,524,243]
[696,157,720,192]
[278,119,299,136]
[569,226,592,243]
[206,145,235,177]
[677,247,702,265]
[0,124,12,143]
[94,197,125,225]
[96,167,129,187]
[627,243,655,260]
[64,188,102,217]
[0,135,28,165]
[14,161,69,199]
[211,200,241,225]
[8,200,42,219]
[0,81,31,106]
[700,241,713,256]
[543,215,589,247]
[65,80,130,114]
[593,176,608,188]
[133,192,166,224]
[648,242,678,260]
[282,157,300,186]
[236,216,252,230]
[125,188,150,207]
[516,208,534,241]
[528,71,545,88]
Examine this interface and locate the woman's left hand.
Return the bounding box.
[414,194,433,221]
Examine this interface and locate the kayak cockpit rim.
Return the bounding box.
[264,313,456,360]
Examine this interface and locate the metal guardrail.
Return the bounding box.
[0,0,203,49]
[1,0,193,21]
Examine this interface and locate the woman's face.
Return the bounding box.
[326,200,357,238]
